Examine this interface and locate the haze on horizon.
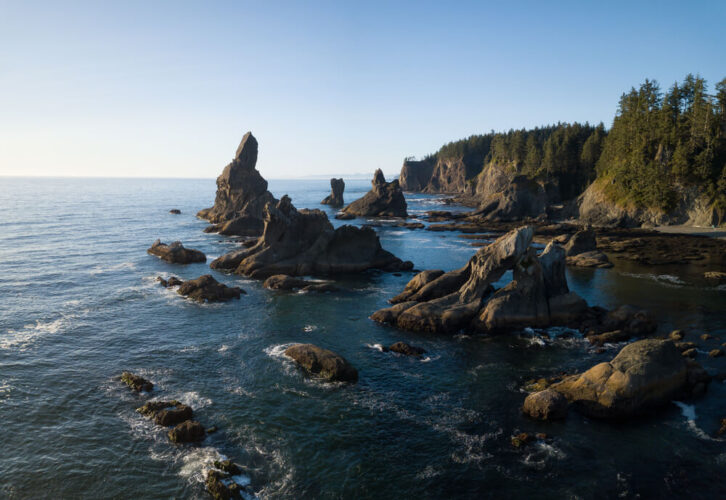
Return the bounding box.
[1,0,724,179]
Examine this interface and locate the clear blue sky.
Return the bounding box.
[1,0,724,178]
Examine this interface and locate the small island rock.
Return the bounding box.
[147,240,206,264]
[284,343,358,382]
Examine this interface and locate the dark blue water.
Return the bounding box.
[1,177,725,499]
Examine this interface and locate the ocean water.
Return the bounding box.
[1,177,725,499]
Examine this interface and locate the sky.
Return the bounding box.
[1,1,724,179]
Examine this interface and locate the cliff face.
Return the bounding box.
[399,159,435,191]
[197,132,277,235]
[578,179,725,228]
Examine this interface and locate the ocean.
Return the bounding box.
[1,176,725,498]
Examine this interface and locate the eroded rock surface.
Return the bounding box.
[343,169,407,217]
[168,420,205,443]
[211,196,412,279]
[197,132,277,236]
[372,227,587,334]
[284,343,358,382]
[176,275,243,302]
[147,240,206,264]
[551,339,709,418]
[321,178,345,207]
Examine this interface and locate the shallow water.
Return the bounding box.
[1,177,725,498]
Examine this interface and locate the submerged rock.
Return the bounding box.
[284,343,358,382]
[197,132,277,236]
[147,240,206,264]
[168,419,205,443]
[211,196,412,279]
[157,276,183,288]
[372,227,587,334]
[321,178,345,207]
[522,389,569,421]
[342,169,408,217]
[551,339,708,419]
[169,209,181,214]
[387,341,426,357]
[120,372,153,392]
[177,275,243,302]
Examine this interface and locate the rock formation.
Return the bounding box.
[386,341,426,357]
[147,240,206,264]
[321,178,345,207]
[522,389,569,420]
[284,343,358,382]
[175,275,243,302]
[399,158,436,192]
[210,196,412,279]
[120,372,153,392]
[372,227,587,334]
[262,274,340,293]
[342,169,408,217]
[475,174,549,221]
[551,339,710,418]
[197,132,277,236]
[137,400,193,426]
[563,228,612,268]
[168,420,205,443]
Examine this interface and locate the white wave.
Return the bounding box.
[218,344,231,353]
[621,272,687,287]
[1,316,71,350]
[420,354,440,363]
[303,325,317,332]
[175,391,213,409]
[673,401,718,441]
[366,343,385,352]
[415,465,442,479]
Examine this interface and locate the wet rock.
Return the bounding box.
[321,178,345,207]
[157,276,184,288]
[168,420,205,443]
[206,470,244,500]
[263,274,310,290]
[682,348,697,358]
[177,275,243,302]
[120,372,153,392]
[566,250,613,268]
[709,349,724,358]
[675,341,697,351]
[169,209,181,214]
[197,132,277,236]
[206,426,218,434]
[701,333,715,341]
[214,460,241,475]
[587,330,630,346]
[342,169,408,217]
[387,341,426,357]
[522,389,569,420]
[669,330,685,341]
[552,339,703,418]
[510,432,536,448]
[334,212,356,220]
[147,240,206,264]
[137,400,193,426]
[284,343,358,383]
[212,196,412,279]
[704,271,726,281]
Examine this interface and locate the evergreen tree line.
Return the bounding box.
[424,74,726,210]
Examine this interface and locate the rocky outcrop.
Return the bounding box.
[147,240,206,264]
[197,132,277,236]
[321,178,345,207]
[399,159,436,191]
[386,341,426,357]
[262,274,340,293]
[211,196,412,279]
[176,275,243,302]
[137,400,193,426]
[284,343,358,382]
[522,389,569,420]
[169,209,181,214]
[372,227,587,334]
[168,420,205,443]
[157,276,183,288]
[563,228,612,268]
[121,372,153,392]
[475,175,549,221]
[578,179,725,228]
[206,469,245,500]
[551,339,709,418]
[342,169,407,217]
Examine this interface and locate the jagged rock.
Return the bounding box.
[373,227,588,334]
[137,400,193,426]
[168,420,205,443]
[552,339,707,418]
[211,196,412,279]
[522,389,569,420]
[169,209,181,214]
[147,240,206,264]
[157,276,183,288]
[120,372,153,392]
[197,132,277,236]
[206,469,244,500]
[342,169,408,217]
[475,175,548,221]
[284,343,358,382]
[321,178,345,207]
[387,341,426,357]
[176,275,243,302]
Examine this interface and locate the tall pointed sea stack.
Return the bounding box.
[197,132,277,236]
[321,178,345,207]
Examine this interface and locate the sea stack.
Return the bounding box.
[342,169,408,217]
[321,178,345,207]
[197,132,277,236]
